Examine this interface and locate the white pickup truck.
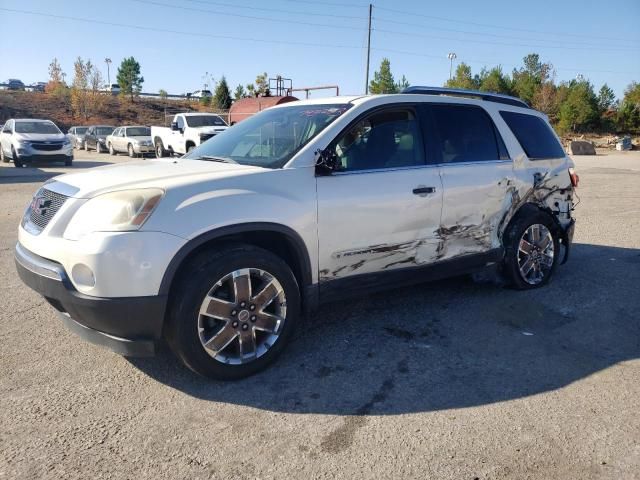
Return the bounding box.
[151,113,228,158]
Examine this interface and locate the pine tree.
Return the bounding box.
[117,57,144,100]
[214,76,232,109]
[369,58,398,94]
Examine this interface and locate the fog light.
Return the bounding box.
[71,263,96,288]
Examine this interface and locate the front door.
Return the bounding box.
[316,106,443,283]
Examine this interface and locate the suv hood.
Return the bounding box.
[45,159,261,198]
[15,132,66,142]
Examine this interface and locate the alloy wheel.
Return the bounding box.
[517,224,555,285]
[197,268,286,365]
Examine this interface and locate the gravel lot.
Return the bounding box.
[1,150,639,480]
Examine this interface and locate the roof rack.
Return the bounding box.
[402,86,530,109]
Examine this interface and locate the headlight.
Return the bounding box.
[16,139,30,146]
[64,188,164,240]
[98,138,106,143]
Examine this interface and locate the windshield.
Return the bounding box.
[184,115,227,127]
[184,103,352,169]
[75,127,88,135]
[15,121,60,134]
[96,127,114,135]
[126,127,150,136]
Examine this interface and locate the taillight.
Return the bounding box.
[569,168,579,188]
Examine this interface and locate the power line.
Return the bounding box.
[373,27,638,53]
[131,0,366,31]
[183,0,363,20]
[0,7,365,50]
[282,0,368,8]
[375,5,640,45]
[373,16,639,50]
[1,7,635,77]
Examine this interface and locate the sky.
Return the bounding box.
[0,0,638,100]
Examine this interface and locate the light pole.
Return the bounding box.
[447,52,457,80]
[105,58,112,85]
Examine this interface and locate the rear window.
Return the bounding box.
[500,111,565,160]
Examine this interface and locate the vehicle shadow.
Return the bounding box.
[0,160,112,184]
[129,243,640,415]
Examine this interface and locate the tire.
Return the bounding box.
[81,141,86,150]
[108,143,116,156]
[1,148,7,163]
[155,140,167,158]
[502,209,560,290]
[65,158,73,167]
[12,148,23,168]
[165,244,301,380]
[187,145,195,153]
[96,142,103,153]
[128,144,135,158]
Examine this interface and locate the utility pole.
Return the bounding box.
[105,58,112,85]
[447,52,457,80]
[365,3,372,94]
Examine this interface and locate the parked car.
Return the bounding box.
[0,118,73,167]
[6,79,25,90]
[101,84,121,95]
[67,126,89,149]
[106,126,153,157]
[14,87,577,380]
[191,89,212,99]
[25,82,46,93]
[151,113,228,157]
[83,125,115,152]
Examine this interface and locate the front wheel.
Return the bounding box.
[502,210,560,289]
[128,144,135,158]
[108,143,116,155]
[0,148,8,163]
[96,142,103,153]
[166,245,300,380]
[155,140,167,158]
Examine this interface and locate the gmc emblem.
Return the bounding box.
[31,196,52,216]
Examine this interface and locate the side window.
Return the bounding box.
[176,116,185,130]
[2,122,11,133]
[430,105,501,163]
[500,111,565,160]
[117,128,124,137]
[334,108,424,172]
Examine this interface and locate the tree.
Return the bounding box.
[117,57,144,100]
[597,84,616,112]
[478,66,511,94]
[616,82,640,133]
[233,84,247,101]
[158,89,168,99]
[557,80,599,133]
[214,76,232,109]
[445,63,477,90]
[512,53,552,105]
[369,58,408,94]
[46,58,66,95]
[70,57,93,119]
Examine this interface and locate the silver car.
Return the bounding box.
[67,126,89,149]
[0,119,73,167]
[106,126,154,157]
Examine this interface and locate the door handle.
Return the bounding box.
[412,186,436,195]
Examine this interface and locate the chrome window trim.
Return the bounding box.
[330,164,439,176]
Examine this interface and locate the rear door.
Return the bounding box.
[316,105,443,283]
[424,103,514,260]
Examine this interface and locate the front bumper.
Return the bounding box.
[16,144,73,162]
[15,243,166,356]
[133,144,154,154]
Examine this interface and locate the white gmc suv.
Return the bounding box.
[15,87,577,380]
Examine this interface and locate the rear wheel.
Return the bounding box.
[503,210,560,289]
[166,245,300,380]
[155,140,167,158]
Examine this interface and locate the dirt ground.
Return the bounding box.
[0,150,639,479]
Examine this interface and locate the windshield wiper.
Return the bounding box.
[189,155,237,164]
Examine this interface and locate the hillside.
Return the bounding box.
[0,91,222,130]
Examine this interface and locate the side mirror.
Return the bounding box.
[170,122,179,131]
[315,148,340,174]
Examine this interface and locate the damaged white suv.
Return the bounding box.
[15,87,577,380]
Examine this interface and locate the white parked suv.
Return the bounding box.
[1,119,73,167]
[151,113,228,157]
[15,87,577,380]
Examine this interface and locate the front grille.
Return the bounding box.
[31,142,63,151]
[26,188,69,231]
